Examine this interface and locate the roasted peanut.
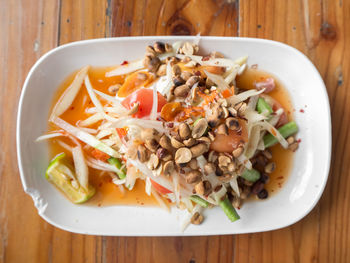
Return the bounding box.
[186,76,199,87]
[264,162,276,173]
[165,43,172,52]
[143,55,160,72]
[226,117,240,130]
[156,147,170,160]
[157,64,167,76]
[204,163,216,174]
[218,155,231,168]
[289,142,299,152]
[188,159,198,170]
[171,64,181,76]
[141,128,159,141]
[163,160,175,175]
[287,136,295,144]
[147,153,159,170]
[175,147,192,164]
[232,146,244,158]
[173,76,185,87]
[190,143,208,157]
[192,118,208,139]
[191,212,204,225]
[153,41,166,53]
[108,84,121,95]
[174,84,190,98]
[181,71,192,81]
[171,137,184,148]
[179,123,191,140]
[159,135,173,151]
[262,149,272,159]
[144,138,159,152]
[186,170,202,184]
[183,138,197,147]
[184,60,197,68]
[235,102,247,115]
[197,136,211,145]
[194,180,212,195]
[137,145,149,162]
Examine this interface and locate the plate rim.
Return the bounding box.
[16,36,332,236]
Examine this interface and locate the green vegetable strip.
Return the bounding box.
[189,195,209,208]
[241,168,261,182]
[219,198,240,222]
[257,98,273,116]
[263,121,298,148]
[107,157,126,179]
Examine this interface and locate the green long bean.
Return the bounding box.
[190,195,209,208]
[241,168,261,183]
[257,97,273,116]
[263,121,298,148]
[219,198,240,222]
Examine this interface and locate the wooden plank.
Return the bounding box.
[111,0,238,36]
[58,0,109,44]
[0,0,60,263]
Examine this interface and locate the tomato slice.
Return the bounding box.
[117,71,153,97]
[150,179,172,195]
[122,88,167,118]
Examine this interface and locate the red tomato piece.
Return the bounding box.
[122,88,167,118]
[150,179,172,195]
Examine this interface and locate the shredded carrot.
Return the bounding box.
[271,129,277,136]
[91,149,110,162]
[222,86,235,98]
[116,128,127,139]
[175,106,205,121]
[198,91,218,105]
[184,107,205,117]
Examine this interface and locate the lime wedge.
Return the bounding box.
[46,153,95,204]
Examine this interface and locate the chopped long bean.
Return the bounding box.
[241,168,261,182]
[108,157,126,179]
[263,121,298,148]
[190,195,209,208]
[257,97,273,116]
[219,198,240,222]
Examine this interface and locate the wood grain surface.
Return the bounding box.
[0,0,349,262]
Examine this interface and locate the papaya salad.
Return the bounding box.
[37,40,299,229]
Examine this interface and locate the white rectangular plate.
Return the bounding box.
[17,36,331,236]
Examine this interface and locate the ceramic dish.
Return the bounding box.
[16,36,331,236]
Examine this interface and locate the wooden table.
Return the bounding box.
[1,0,349,262]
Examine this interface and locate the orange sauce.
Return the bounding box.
[48,66,295,206]
[48,67,158,206]
[237,68,295,193]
